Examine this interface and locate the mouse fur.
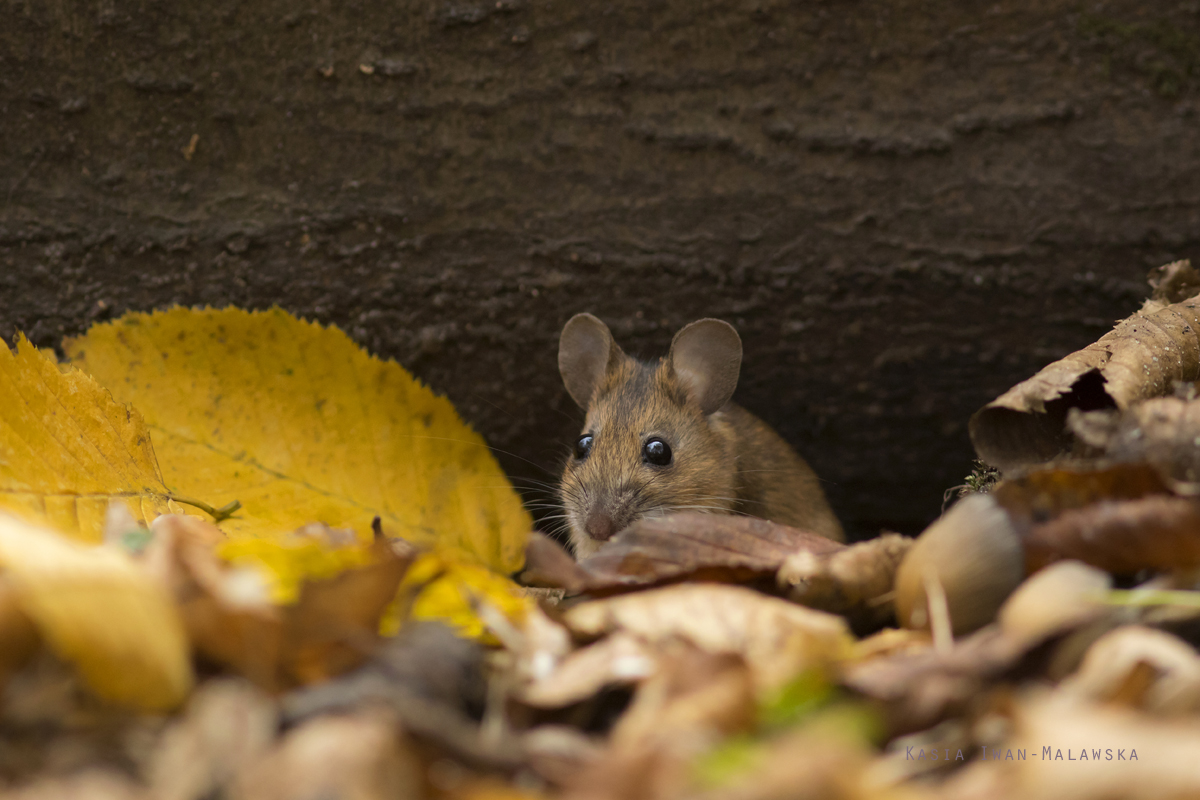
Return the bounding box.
[557,313,843,559]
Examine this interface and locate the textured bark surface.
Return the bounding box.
[3,1,1200,539]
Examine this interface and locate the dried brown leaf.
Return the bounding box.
[561,645,755,800]
[1068,396,1200,483]
[998,561,1112,648]
[563,583,852,696]
[519,632,655,709]
[989,689,1200,800]
[842,626,1023,735]
[519,532,591,593]
[572,513,843,595]
[991,461,1174,524]
[778,533,912,623]
[970,260,1200,471]
[1023,495,1200,574]
[1061,626,1200,715]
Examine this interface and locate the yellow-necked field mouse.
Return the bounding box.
[557,313,843,558]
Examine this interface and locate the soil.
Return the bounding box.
[3,1,1199,540]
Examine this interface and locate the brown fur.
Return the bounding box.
[559,316,843,558]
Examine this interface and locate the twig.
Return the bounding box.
[168,494,242,523]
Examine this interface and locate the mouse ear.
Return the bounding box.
[668,319,742,415]
[559,313,625,408]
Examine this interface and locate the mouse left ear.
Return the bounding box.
[668,319,742,415]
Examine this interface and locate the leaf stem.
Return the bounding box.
[169,495,242,523]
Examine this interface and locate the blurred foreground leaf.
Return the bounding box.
[0,512,192,710]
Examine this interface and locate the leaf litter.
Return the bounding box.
[8,281,1200,798]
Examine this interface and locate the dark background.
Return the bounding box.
[4,1,1199,540]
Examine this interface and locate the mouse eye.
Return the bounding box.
[642,437,672,467]
[574,434,594,460]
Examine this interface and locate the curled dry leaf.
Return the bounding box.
[998,561,1112,648]
[231,711,422,800]
[842,626,1024,736]
[0,512,191,711]
[66,307,531,573]
[1060,626,1200,715]
[519,632,655,709]
[572,513,843,594]
[779,533,912,622]
[563,583,852,696]
[0,335,180,541]
[1068,395,1200,483]
[970,259,1200,472]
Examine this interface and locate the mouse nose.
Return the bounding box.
[584,509,617,542]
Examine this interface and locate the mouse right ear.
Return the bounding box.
[559,313,624,408]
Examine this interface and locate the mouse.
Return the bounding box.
[557,313,843,559]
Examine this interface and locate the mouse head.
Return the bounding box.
[557,313,743,558]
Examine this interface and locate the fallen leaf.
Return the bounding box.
[1068,395,1200,483]
[393,551,535,641]
[519,632,655,709]
[997,561,1112,648]
[1061,626,1200,715]
[992,461,1174,524]
[560,644,756,800]
[563,583,853,696]
[1023,495,1200,574]
[0,512,192,711]
[519,532,591,593]
[231,711,422,800]
[0,770,148,800]
[970,259,1200,472]
[0,335,179,542]
[573,513,843,595]
[280,623,520,770]
[990,689,1200,800]
[147,679,278,800]
[778,533,912,624]
[842,626,1023,736]
[148,514,410,690]
[66,307,531,572]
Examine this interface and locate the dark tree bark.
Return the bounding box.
[3,1,1199,539]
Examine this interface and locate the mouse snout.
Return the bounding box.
[584,509,618,542]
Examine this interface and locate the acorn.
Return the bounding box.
[894,493,1025,637]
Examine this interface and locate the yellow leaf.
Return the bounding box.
[65,307,532,572]
[0,512,192,710]
[387,552,533,640]
[217,534,378,605]
[0,335,177,542]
